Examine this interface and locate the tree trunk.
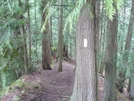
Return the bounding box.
[14,0,28,75]
[99,0,107,74]
[129,0,134,98]
[95,0,100,71]
[118,0,134,93]
[63,45,69,59]
[34,0,38,62]
[95,1,100,100]
[49,16,53,56]
[103,4,118,101]
[22,24,28,72]
[26,0,31,60]
[71,1,97,101]
[41,0,52,70]
[130,69,134,99]
[58,0,63,72]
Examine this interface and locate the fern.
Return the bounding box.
[41,1,55,32]
[64,0,86,33]
[105,0,115,20]
[1,70,6,89]
[105,0,122,20]
[114,0,122,10]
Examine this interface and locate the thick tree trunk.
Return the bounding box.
[118,0,134,93]
[71,1,97,101]
[42,38,52,70]
[41,0,52,70]
[58,0,63,72]
[103,4,118,101]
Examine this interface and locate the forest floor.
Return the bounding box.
[0,61,131,101]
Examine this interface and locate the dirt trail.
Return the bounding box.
[1,61,130,101]
[1,61,75,101]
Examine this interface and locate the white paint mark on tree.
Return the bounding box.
[84,39,87,47]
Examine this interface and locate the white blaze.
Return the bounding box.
[84,39,87,47]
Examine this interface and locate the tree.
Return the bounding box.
[41,0,52,70]
[118,0,134,93]
[128,0,134,98]
[58,0,63,72]
[103,4,118,101]
[71,0,97,101]
[16,0,29,73]
[95,0,101,71]
[99,0,107,74]
[26,0,31,60]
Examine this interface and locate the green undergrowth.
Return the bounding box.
[0,78,39,98]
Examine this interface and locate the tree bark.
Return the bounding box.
[58,0,63,72]
[99,0,107,74]
[22,24,28,72]
[71,1,97,101]
[103,4,118,101]
[34,0,38,62]
[129,0,134,98]
[49,16,53,56]
[95,0,100,71]
[95,1,100,100]
[26,0,31,60]
[130,69,134,99]
[41,0,52,70]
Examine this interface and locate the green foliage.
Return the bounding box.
[0,79,25,97]
[41,1,56,32]
[105,0,115,20]
[0,0,26,90]
[1,71,6,89]
[114,0,122,10]
[105,0,122,20]
[64,0,85,33]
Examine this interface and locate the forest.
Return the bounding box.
[0,0,134,101]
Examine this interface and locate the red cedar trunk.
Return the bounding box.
[41,0,52,70]
[71,1,97,101]
[103,4,118,101]
[58,0,63,71]
[42,37,52,70]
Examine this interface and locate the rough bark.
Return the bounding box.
[49,16,53,56]
[58,0,63,72]
[103,4,118,101]
[71,1,97,101]
[95,1,100,100]
[41,0,52,70]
